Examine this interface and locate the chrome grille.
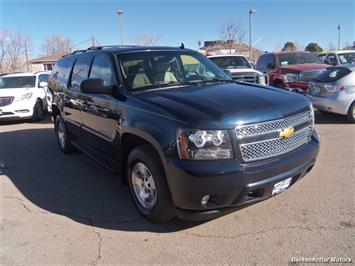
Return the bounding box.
[300,70,322,82]
[235,111,313,137]
[0,96,14,107]
[235,111,313,162]
[232,72,258,84]
[240,126,312,162]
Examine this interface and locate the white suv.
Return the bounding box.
[0,71,51,121]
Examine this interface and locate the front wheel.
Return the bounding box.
[32,100,44,121]
[127,145,175,223]
[347,102,355,123]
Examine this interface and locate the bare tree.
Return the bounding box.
[40,34,72,55]
[133,33,161,46]
[218,18,246,53]
[0,30,31,73]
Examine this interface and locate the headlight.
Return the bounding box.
[284,73,300,83]
[258,75,266,85]
[177,129,233,160]
[17,92,33,101]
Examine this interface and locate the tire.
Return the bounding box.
[32,100,44,121]
[346,102,355,123]
[55,115,74,153]
[127,145,176,223]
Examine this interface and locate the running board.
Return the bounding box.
[70,139,121,174]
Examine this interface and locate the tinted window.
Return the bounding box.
[338,52,355,64]
[327,54,337,65]
[315,67,351,82]
[49,56,76,91]
[70,55,93,89]
[209,56,252,69]
[90,54,115,86]
[256,54,275,69]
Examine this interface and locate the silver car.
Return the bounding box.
[308,64,355,123]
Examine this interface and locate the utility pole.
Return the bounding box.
[337,24,341,50]
[24,41,29,71]
[117,9,124,45]
[249,9,256,61]
[92,35,95,47]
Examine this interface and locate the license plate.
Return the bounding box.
[272,177,292,195]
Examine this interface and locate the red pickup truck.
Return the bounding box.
[256,51,329,93]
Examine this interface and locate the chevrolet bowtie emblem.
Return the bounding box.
[279,127,295,139]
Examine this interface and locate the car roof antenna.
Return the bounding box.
[180,43,185,49]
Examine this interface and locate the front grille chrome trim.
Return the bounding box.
[0,96,15,107]
[235,111,312,138]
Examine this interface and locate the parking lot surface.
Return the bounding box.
[0,113,354,265]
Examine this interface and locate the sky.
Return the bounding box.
[0,0,354,59]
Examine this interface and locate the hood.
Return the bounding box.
[228,68,263,75]
[136,83,310,129]
[0,87,33,98]
[280,63,328,72]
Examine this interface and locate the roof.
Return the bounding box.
[29,51,69,63]
[319,50,355,54]
[207,54,248,58]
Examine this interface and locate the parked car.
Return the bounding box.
[256,51,329,93]
[318,50,355,66]
[308,64,355,122]
[208,54,267,85]
[0,71,50,121]
[49,45,320,223]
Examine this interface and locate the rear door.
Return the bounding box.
[80,53,119,157]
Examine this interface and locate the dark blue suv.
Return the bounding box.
[49,45,320,222]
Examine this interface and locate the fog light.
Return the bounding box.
[201,195,210,207]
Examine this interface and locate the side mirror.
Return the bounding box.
[266,62,275,69]
[39,81,48,88]
[223,69,232,77]
[80,78,112,95]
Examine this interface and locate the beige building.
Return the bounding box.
[29,51,68,72]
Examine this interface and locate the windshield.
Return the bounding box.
[338,52,355,64]
[118,51,231,90]
[277,52,321,66]
[0,76,36,89]
[209,56,252,69]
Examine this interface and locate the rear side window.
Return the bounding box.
[256,54,275,70]
[316,67,351,82]
[70,55,93,89]
[89,54,115,86]
[256,54,267,69]
[49,56,75,91]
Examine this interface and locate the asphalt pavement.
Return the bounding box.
[0,112,354,265]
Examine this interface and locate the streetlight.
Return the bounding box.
[249,9,256,61]
[117,9,124,45]
[337,24,341,50]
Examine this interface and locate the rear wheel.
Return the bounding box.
[32,100,44,121]
[347,102,355,123]
[55,115,74,153]
[127,145,175,223]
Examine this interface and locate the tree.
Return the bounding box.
[282,42,296,51]
[218,18,246,53]
[305,42,323,53]
[0,30,31,73]
[133,33,161,46]
[40,34,72,55]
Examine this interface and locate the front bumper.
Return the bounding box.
[0,100,35,121]
[165,134,320,221]
[308,92,353,115]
